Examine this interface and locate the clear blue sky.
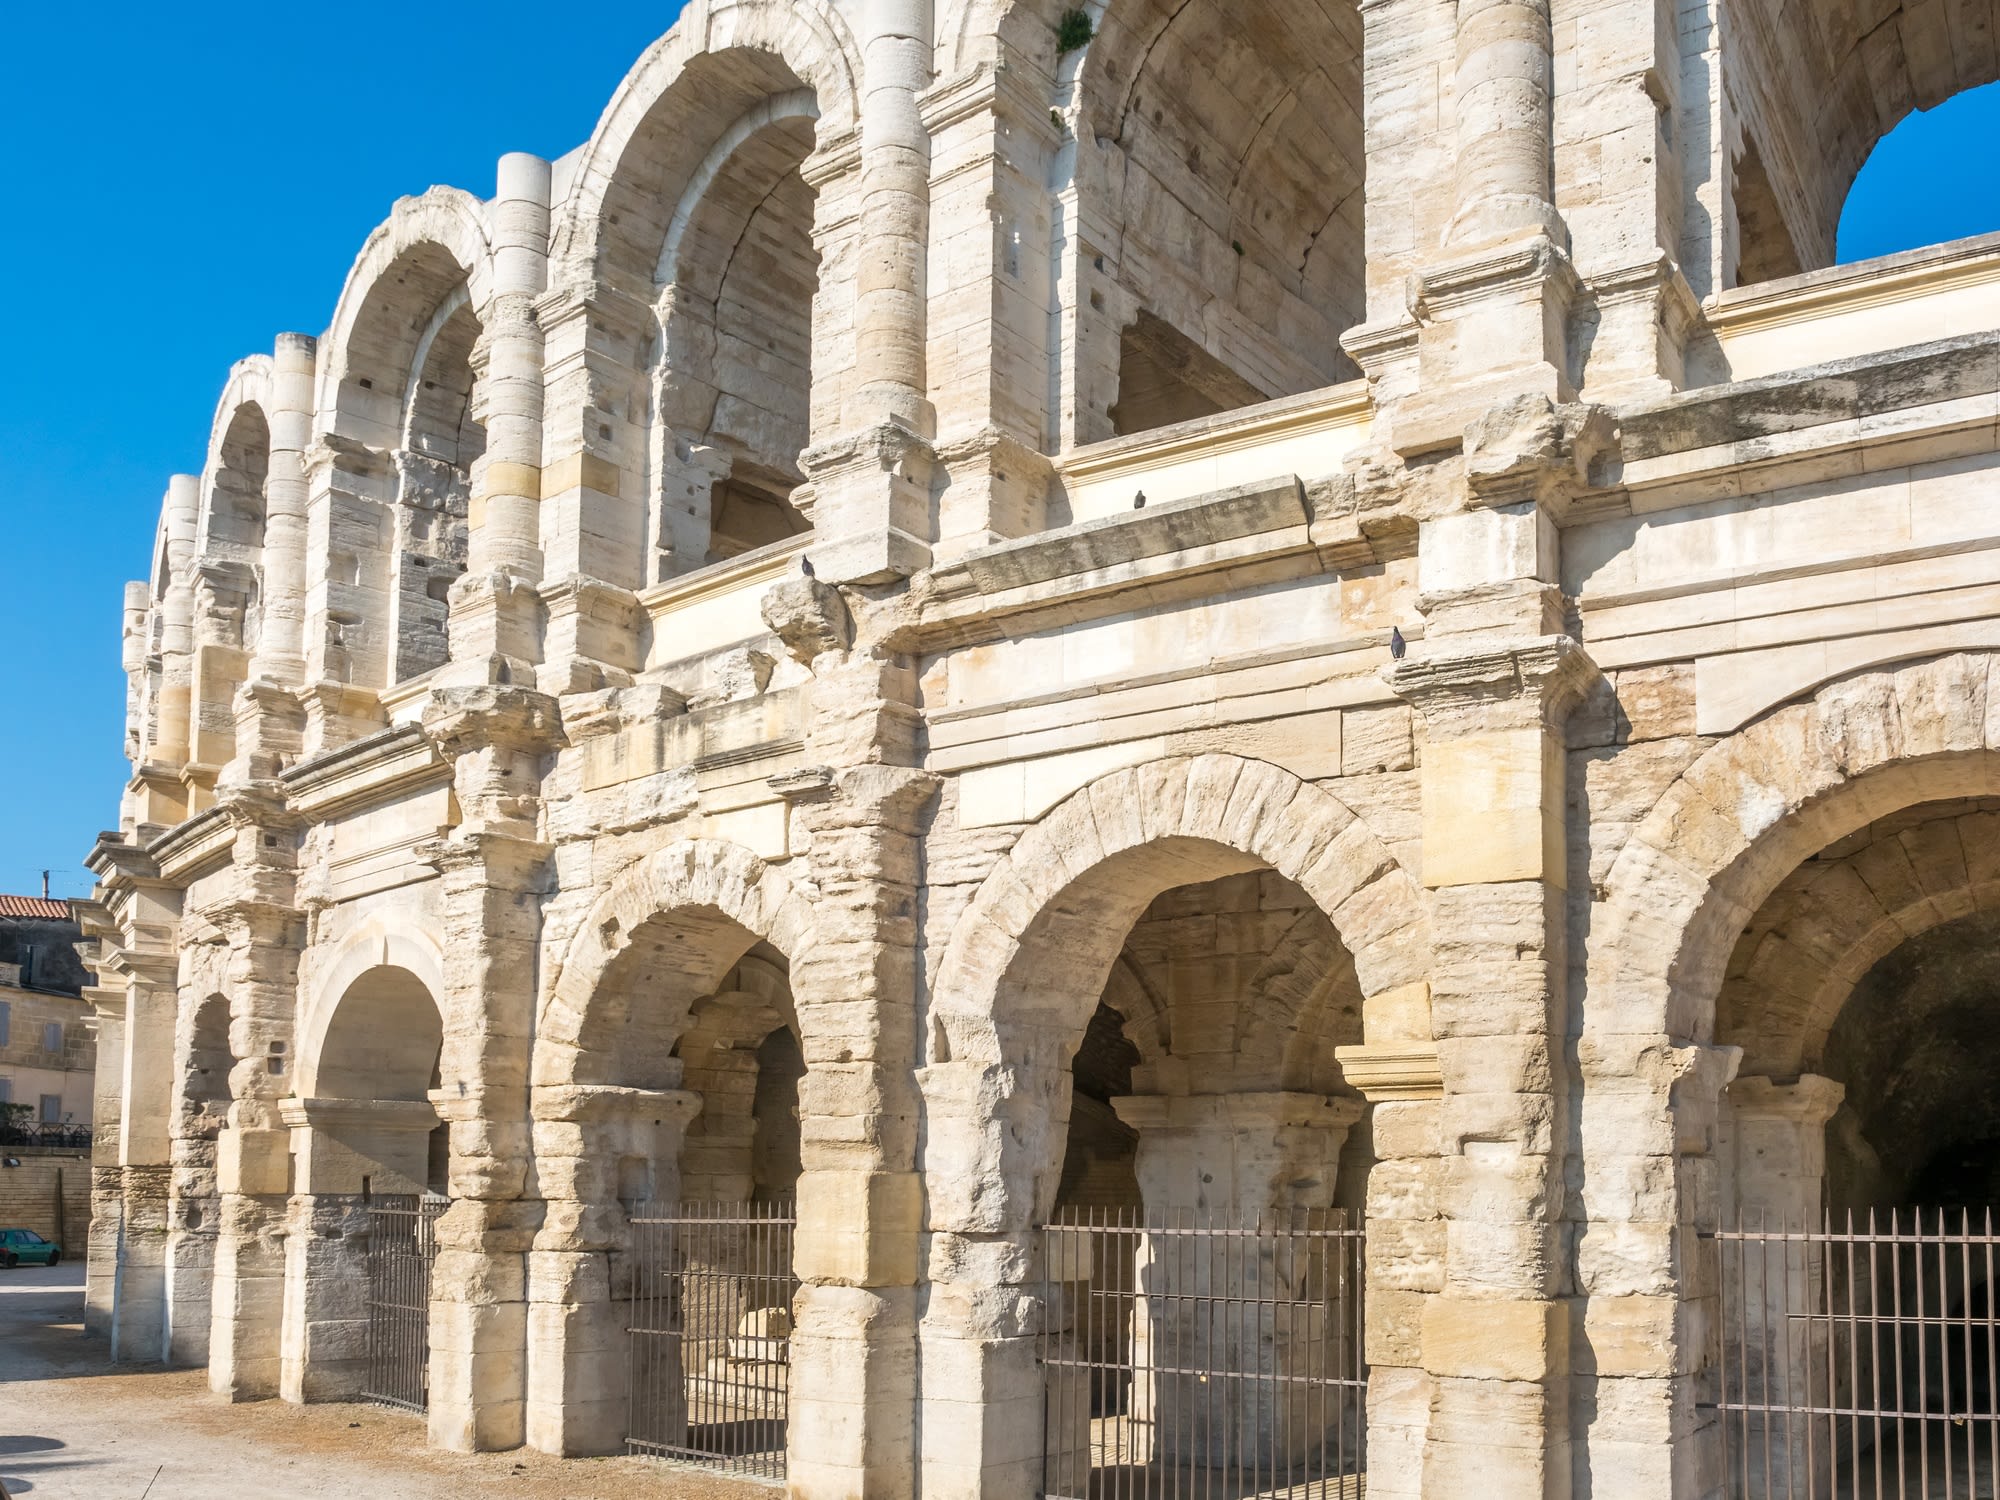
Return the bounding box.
[0,12,1990,901]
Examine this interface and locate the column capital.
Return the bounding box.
[1728,1073,1846,1127]
[1385,633,1603,734]
[420,684,566,761]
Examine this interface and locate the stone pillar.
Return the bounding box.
[300,436,392,751]
[1719,1074,1845,1500]
[919,63,1059,560]
[449,153,549,679]
[524,1084,700,1455]
[421,685,563,1452]
[760,576,932,1497]
[1336,1016,1448,1500]
[165,1081,222,1367]
[800,0,937,585]
[201,808,305,1402]
[1389,619,1601,1500]
[81,981,129,1339]
[1109,1092,1365,1473]
[279,1097,440,1401]
[256,333,316,683]
[114,962,180,1364]
[151,475,201,771]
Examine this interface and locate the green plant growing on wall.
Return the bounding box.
[1057,8,1094,55]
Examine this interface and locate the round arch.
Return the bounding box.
[317,187,495,424]
[196,356,274,556]
[549,0,862,294]
[923,752,1428,1231]
[1589,651,2000,1049]
[297,921,449,1099]
[537,837,821,1092]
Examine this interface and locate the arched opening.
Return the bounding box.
[921,759,1428,1498]
[1074,0,1365,440]
[167,993,235,1365]
[1836,81,2000,263]
[332,243,480,687]
[1724,4,2000,286]
[1040,869,1370,1491]
[637,59,822,581]
[283,963,446,1403]
[192,402,270,769]
[1710,792,2000,1492]
[529,847,814,1461]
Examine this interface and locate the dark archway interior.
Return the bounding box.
[1824,908,2000,1213]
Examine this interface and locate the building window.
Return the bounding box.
[39,1094,60,1123]
[42,1022,62,1054]
[0,999,9,1047]
[0,1077,11,1105]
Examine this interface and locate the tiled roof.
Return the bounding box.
[0,895,74,920]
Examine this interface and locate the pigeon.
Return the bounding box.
[800,555,815,579]
[1389,626,1407,660]
[1134,491,1147,509]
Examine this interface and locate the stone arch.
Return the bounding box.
[537,838,819,1094]
[925,753,1427,1231]
[1722,1,2000,283]
[197,359,274,558]
[550,1,861,295]
[1057,0,1366,442]
[315,190,491,687]
[1590,652,2000,1051]
[297,922,449,1099]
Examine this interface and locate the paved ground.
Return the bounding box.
[0,1263,763,1499]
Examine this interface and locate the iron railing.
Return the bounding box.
[0,1122,92,1149]
[1039,1207,1369,1499]
[628,1200,797,1480]
[363,1193,446,1414]
[1707,1208,1999,1499]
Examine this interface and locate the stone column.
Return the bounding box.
[1389,616,1601,1500]
[800,0,937,585]
[1109,1092,1365,1473]
[279,1097,440,1401]
[760,576,932,1497]
[115,960,180,1364]
[919,62,1059,561]
[201,798,305,1401]
[449,153,549,679]
[151,475,201,771]
[420,685,563,1452]
[80,978,129,1339]
[1719,1074,1845,1499]
[300,436,392,751]
[256,333,316,683]
[524,1084,701,1455]
[223,333,315,789]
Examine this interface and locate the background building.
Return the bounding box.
[0,895,93,1132]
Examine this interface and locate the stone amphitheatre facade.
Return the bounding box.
[79,0,2000,1495]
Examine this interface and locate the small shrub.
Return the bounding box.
[1057,7,1094,55]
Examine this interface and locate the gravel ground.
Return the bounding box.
[0,1264,766,1499]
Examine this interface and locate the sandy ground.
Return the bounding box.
[0,1263,766,1499]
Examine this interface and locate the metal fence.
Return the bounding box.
[628,1200,797,1480]
[1039,1207,1369,1499]
[1708,1208,1999,1499]
[0,1122,92,1149]
[363,1193,446,1414]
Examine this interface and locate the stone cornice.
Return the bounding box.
[279,723,447,821]
[1385,635,1604,732]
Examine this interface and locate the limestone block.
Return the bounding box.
[794,1170,922,1287]
[1421,728,1566,888]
